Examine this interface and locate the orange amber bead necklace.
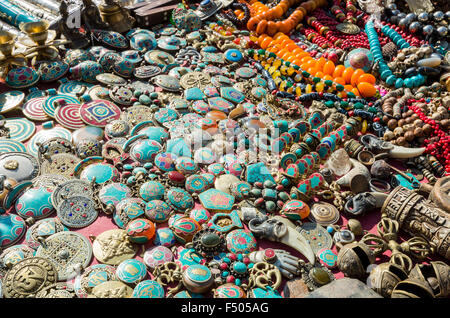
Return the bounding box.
[245,0,328,36]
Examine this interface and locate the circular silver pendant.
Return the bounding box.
[57,196,98,229]
[52,179,94,208]
[35,232,93,281]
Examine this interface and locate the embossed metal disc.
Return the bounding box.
[298,222,333,254]
[80,100,121,127]
[0,152,40,182]
[2,257,57,298]
[57,196,98,228]
[36,232,93,281]
[96,73,127,86]
[36,282,76,298]
[27,127,72,157]
[92,229,138,265]
[54,103,85,130]
[91,280,133,298]
[40,153,81,178]
[153,75,181,92]
[134,65,161,79]
[180,71,211,90]
[308,202,340,226]
[51,179,94,208]
[109,86,134,106]
[32,174,69,190]
[88,85,111,101]
[121,105,154,126]
[22,97,50,121]
[0,139,26,153]
[4,117,35,142]
[336,22,361,34]
[0,244,35,279]
[0,91,25,114]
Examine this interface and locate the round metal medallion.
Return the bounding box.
[144,50,175,66]
[121,105,154,126]
[180,71,211,89]
[27,127,72,157]
[52,179,93,208]
[57,196,98,228]
[132,280,165,298]
[91,280,133,298]
[92,229,138,265]
[96,73,127,86]
[308,202,340,226]
[153,75,181,92]
[88,85,111,100]
[109,85,135,106]
[134,65,161,79]
[54,103,85,130]
[41,153,81,178]
[3,117,35,142]
[143,246,173,270]
[0,244,35,279]
[32,174,69,190]
[35,232,93,281]
[336,22,361,34]
[79,100,121,127]
[0,139,26,153]
[0,152,40,182]
[43,93,80,118]
[116,259,147,284]
[38,60,69,83]
[298,222,333,254]
[22,97,50,121]
[2,257,57,298]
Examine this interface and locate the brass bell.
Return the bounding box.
[337,241,375,279]
[368,262,408,298]
[409,261,450,298]
[391,278,435,298]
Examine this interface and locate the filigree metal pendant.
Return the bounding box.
[35,231,93,280]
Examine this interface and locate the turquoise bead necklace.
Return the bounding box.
[365,21,426,88]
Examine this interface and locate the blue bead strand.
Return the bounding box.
[365,21,426,88]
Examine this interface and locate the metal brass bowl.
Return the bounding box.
[0,30,16,57]
[19,20,50,46]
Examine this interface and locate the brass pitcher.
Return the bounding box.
[98,0,135,33]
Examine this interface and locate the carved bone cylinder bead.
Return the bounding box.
[381,186,450,260]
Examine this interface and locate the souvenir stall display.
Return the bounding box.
[0,0,448,299]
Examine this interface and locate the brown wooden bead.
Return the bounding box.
[396,136,406,146]
[387,119,398,130]
[413,127,423,137]
[404,131,415,142]
[398,119,405,127]
[423,124,432,135]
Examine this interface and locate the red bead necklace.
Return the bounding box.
[407,99,450,173]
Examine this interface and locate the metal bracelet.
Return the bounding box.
[369,178,391,193]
